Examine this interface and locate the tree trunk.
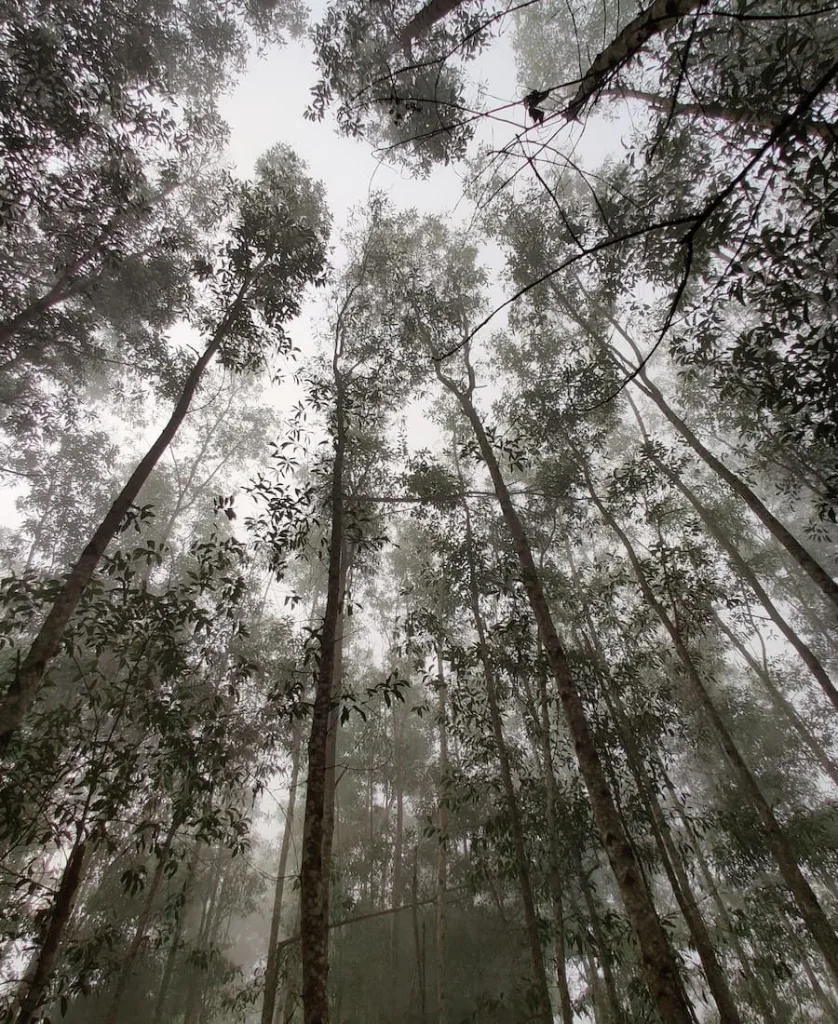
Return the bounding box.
[575,856,624,1024]
[596,659,743,1024]
[664,777,782,1023]
[587,476,838,986]
[535,655,574,1024]
[564,0,703,119]
[434,643,449,1024]
[559,278,838,617]
[263,718,304,1024]
[14,837,89,1024]
[437,365,694,1024]
[0,286,249,750]
[628,361,838,617]
[300,348,347,1024]
[714,614,838,787]
[459,493,552,1023]
[102,817,179,1024]
[399,0,467,51]
[654,453,838,712]
[390,709,405,1016]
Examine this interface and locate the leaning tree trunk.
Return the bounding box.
[299,354,347,1024]
[586,475,838,986]
[14,837,89,1024]
[0,286,250,751]
[621,388,838,712]
[558,277,838,618]
[436,365,694,1024]
[103,816,180,1024]
[713,614,838,787]
[262,718,304,1024]
[460,494,553,1023]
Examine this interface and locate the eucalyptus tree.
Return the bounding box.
[0,145,329,752]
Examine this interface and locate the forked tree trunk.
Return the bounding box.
[436,366,694,1024]
[586,476,838,986]
[0,286,250,751]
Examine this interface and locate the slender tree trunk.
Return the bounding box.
[654,453,838,711]
[14,837,89,1024]
[459,494,552,1023]
[434,644,449,1024]
[0,286,250,751]
[586,476,838,986]
[279,901,303,1024]
[263,718,304,1024]
[596,662,743,1024]
[664,778,782,1023]
[412,845,427,1020]
[437,365,694,1024]
[390,710,405,1016]
[151,851,197,1024]
[603,86,836,141]
[535,655,574,1024]
[102,817,179,1024]
[714,614,838,787]
[300,346,347,1024]
[627,359,838,616]
[576,858,624,1023]
[560,278,838,616]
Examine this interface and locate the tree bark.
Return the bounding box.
[300,347,347,1024]
[534,655,574,1024]
[102,817,179,1024]
[714,614,838,788]
[263,718,304,1024]
[459,493,553,1023]
[399,0,467,51]
[587,475,838,986]
[654,453,838,712]
[14,837,89,1024]
[434,643,449,1024]
[564,0,703,119]
[436,364,694,1024]
[0,286,250,751]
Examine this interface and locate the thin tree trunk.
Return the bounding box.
[0,285,250,750]
[664,778,782,1023]
[603,86,836,141]
[151,850,198,1024]
[535,654,574,1024]
[624,354,838,616]
[576,859,624,1023]
[263,718,304,1024]
[560,277,838,617]
[102,817,179,1024]
[390,709,405,1016]
[300,340,347,1024]
[654,453,838,711]
[434,643,449,1024]
[595,658,743,1024]
[459,491,552,1023]
[14,837,89,1024]
[586,475,838,986]
[714,614,838,788]
[412,845,427,1020]
[437,362,694,1024]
